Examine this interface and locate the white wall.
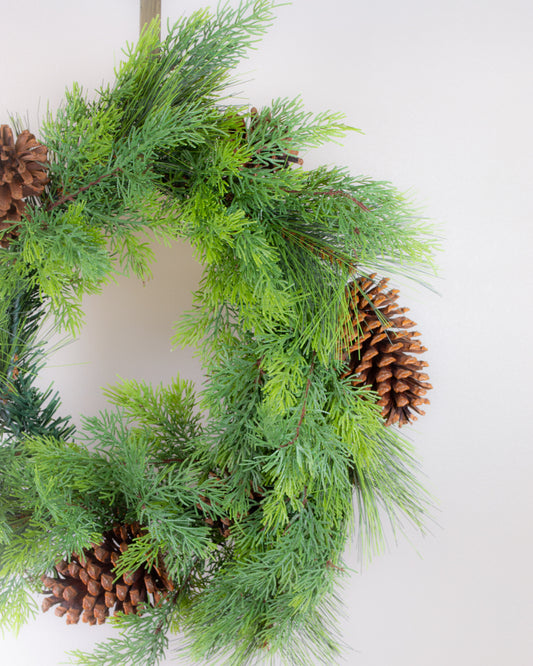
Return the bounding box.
[2,1,533,664]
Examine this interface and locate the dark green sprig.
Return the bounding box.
[0,282,74,442]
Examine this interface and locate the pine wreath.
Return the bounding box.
[0,3,436,665]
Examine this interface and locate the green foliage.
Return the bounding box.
[70,602,174,666]
[0,283,75,441]
[0,573,38,637]
[111,1,277,138]
[0,1,437,664]
[179,496,350,666]
[103,376,202,461]
[326,375,429,556]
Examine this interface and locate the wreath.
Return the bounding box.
[0,2,436,664]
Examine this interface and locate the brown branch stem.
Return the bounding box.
[280,356,315,449]
[47,167,122,211]
[326,559,345,572]
[283,187,369,214]
[323,188,369,212]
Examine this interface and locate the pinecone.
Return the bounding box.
[0,124,49,247]
[342,275,432,426]
[41,523,174,625]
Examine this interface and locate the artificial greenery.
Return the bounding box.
[0,2,436,664]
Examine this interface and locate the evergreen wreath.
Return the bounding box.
[0,2,437,664]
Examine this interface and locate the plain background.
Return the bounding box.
[2,0,533,664]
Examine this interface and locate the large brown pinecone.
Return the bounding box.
[0,125,49,247]
[342,275,432,426]
[41,523,174,625]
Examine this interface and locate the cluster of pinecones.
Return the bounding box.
[341,274,432,426]
[0,124,48,248]
[41,523,173,626]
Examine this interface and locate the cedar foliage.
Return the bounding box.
[0,2,436,664]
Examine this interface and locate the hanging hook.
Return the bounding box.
[140,0,161,39]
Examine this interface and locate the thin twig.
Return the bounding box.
[326,559,345,572]
[323,188,369,212]
[280,356,315,448]
[255,357,265,385]
[47,167,122,211]
[283,187,369,214]
[281,228,352,267]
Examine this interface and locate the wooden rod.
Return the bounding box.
[140,0,161,39]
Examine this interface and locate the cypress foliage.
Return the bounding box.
[0,2,436,663]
